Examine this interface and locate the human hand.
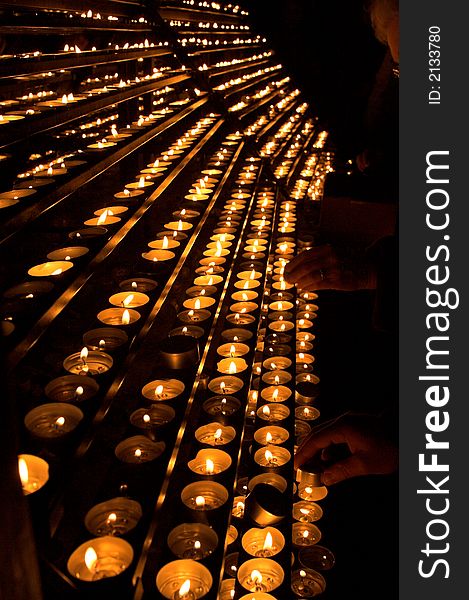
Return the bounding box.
[294,414,398,485]
[284,245,373,292]
[356,150,370,172]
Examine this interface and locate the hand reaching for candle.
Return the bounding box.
[294,414,398,485]
[284,245,376,292]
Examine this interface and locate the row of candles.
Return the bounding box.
[243,90,302,139]
[15,133,250,587]
[150,174,286,600]
[170,20,250,31]
[228,77,290,114]
[197,51,272,73]
[178,34,265,48]
[176,1,249,17]
[259,109,308,160]
[213,64,282,92]
[289,150,334,203]
[272,119,315,180]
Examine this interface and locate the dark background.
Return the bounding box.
[247,0,386,155]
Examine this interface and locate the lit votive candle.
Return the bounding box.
[108,292,149,308]
[183,296,216,310]
[226,312,255,326]
[268,320,295,332]
[231,290,258,302]
[188,449,232,476]
[63,347,113,376]
[295,406,320,421]
[254,446,291,469]
[291,568,326,598]
[262,370,292,385]
[195,423,236,446]
[237,270,262,280]
[178,309,211,324]
[292,523,322,547]
[67,537,133,581]
[28,261,73,277]
[165,220,193,231]
[114,436,165,464]
[126,176,153,190]
[97,308,140,326]
[241,527,285,558]
[148,237,180,250]
[298,485,328,502]
[293,501,323,523]
[167,524,218,560]
[142,249,176,263]
[141,379,185,402]
[257,404,290,423]
[254,426,289,446]
[156,560,212,599]
[237,559,284,593]
[181,481,228,511]
[87,138,117,151]
[84,210,121,226]
[24,403,83,440]
[208,376,243,395]
[114,189,144,200]
[193,274,223,286]
[17,454,49,495]
[46,246,89,261]
[84,498,143,537]
[217,357,248,374]
[217,342,250,357]
[263,356,292,371]
[230,301,258,314]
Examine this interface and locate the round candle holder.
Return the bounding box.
[115,436,165,464]
[85,498,143,536]
[69,227,108,241]
[293,501,323,523]
[254,426,289,446]
[157,230,188,242]
[217,342,250,358]
[202,395,241,421]
[262,370,292,385]
[142,379,185,402]
[245,483,288,526]
[84,215,120,227]
[219,579,235,600]
[3,281,54,300]
[226,313,255,326]
[47,246,89,261]
[168,523,218,560]
[256,403,290,422]
[292,523,322,547]
[173,209,200,220]
[181,481,228,511]
[195,423,236,446]
[45,375,99,403]
[148,238,180,250]
[254,445,291,469]
[185,285,217,298]
[97,308,140,326]
[217,357,248,375]
[242,527,285,558]
[165,220,193,232]
[142,249,176,263]
[119,278,157,292]
[130,405,176,431]
[239,594,277,600]
[67,536,133,582]
[221,328,253,342]
[159,335,199,370]
[291,568,326,598]
[224,552,240,578]
[63,350,113,376]
[260,386,292,403]
[188,448,231,476]
[169,325,205,339]
[208,376,243,395]
[298,485,329,502]
[109,292,149,308]
[231,290,258,302]
[298,546,335,571]
[295,421,313,444]
[24,403,83,440]
[178,309,211,324]
[237,558,284,593]
[183,296,216,310]
[226,525,238,545]
[248,473,287,493]
[28,260,73,277]
[193,274,223,286]
[263,357,292,371]
[83,328,128,352]
[18,454,49,495]
[295,406,320,421]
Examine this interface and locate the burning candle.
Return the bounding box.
[28,261,73,277]
[291,568,326,598]
[114,436,165,463]
[97,308,140,326]
[85,498,143,537]
[217,357,248,374]
[63,347,113,376]
[253,426,289,446]
[84,210,121,226]
[148,237,180,250]
[298,486,329,502]
[256,403,290,422]
[126,176,153,190]
[183,296,215,310]
[142,379,185,402]
[208,376,243,395]
[178,308,211,324]
[18,455,49,495]
[260,386,292,403]
[254,446,291,469]
[167,524,218,560]
[156,560,212,599]
[242,527,285,558]
[181,481,228,511]
[195,423,236,446]
[188,449,232,476]
[24,403,83,440]
[67,537,133,581]
[293,501,324,523]
[142,249,176,263]
[46,246,89,261]
[237,559,284,593]
[108,292,150,308]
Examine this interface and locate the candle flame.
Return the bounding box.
[264,449,273,462]
[230,344,236,356]
[162,236,169,249]
[155,384,164,396]
[122,309,131,325]
[194,298,201,310]
[143,414,151,423]
[300,569,307,577]
[214,428,223,440]
[123,294,134,307]
[251,570,263,585]
[75,386,84,397]
[195,496,205,508]
[138,176,145,188]
[249,270,256,280]
[228,361,237,374]
[303,530,309,538]
[18,458,29,485]
[134,448,142,458]
[272,388,279,400]
[179,580,191,596]
[300,508,310,515]
[55,416,65,427]
[194,540,201,550]
[266,432,273,444]
[305,486,313,494]
[263,531,273,551]
[97,210,108,225]
[84,547,98,572]
[262,405,271,417]
[80,347,88,361]
[177,220,184,231]
[205,459,214,475]
[51,268,63,275]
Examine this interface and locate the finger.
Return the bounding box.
[294,423,351,469]
[285,261,326,284]
[321,455,368,485]
[296,269,342,291]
